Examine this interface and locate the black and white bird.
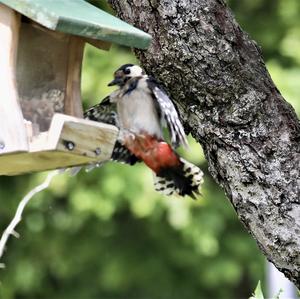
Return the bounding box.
[84,64,203,198]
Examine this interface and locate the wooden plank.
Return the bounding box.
[0,0,151,49]
[0,114,119,175]
[0,151,98,176]
[64,36,84,117]
[47,114,118,161]
[30,21,111,51]
[85,38,111,51]
[57,120,114,160]
[0,4,28,154]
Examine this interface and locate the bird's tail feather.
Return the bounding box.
[153,158,203,199]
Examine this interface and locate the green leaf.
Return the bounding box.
[249,281,264,299]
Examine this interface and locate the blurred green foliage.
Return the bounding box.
[0,0,299,298]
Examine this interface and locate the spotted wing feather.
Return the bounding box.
[147,77,188,149]
[84,96,118,126]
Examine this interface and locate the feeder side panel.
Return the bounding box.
[0,4,28,154]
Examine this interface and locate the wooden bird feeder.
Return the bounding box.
[0,0,151,175]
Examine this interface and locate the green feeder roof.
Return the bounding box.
[0,0,151,49]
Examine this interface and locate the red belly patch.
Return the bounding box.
[123,134,180,173]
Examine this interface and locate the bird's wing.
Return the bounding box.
[84,96,118,126]
[147,77,188,149]
[84,97,140,165]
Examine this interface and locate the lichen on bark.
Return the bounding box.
[109,0,300,287]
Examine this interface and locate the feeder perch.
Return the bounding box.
[0,0,151,175]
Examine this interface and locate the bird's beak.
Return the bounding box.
[108,77,122,86]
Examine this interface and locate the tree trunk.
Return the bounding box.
[109,0,300,287]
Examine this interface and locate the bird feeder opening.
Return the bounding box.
[17,19,83,136]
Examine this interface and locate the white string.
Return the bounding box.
[0,170,59,268]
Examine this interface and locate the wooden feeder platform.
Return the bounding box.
[0,114,118,175]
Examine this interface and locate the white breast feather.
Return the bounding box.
[116,78,163,138]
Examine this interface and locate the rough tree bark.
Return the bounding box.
[109,0,300,286]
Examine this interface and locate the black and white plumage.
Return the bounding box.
[147,77,188,149]
[153,158,204,198]
[84,96,117,126]
[85,64,203,198]
[106,64,188,149]
[84,97,139,165]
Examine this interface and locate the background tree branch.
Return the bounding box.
[109,0,300,286]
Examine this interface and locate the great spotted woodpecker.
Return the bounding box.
[84,64,203,198]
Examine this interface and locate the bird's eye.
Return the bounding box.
[124,68,131,75]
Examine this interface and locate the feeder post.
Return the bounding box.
[0,4,28,154]
[64,36,85,118]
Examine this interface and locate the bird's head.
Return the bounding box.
[108,64,145,87]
